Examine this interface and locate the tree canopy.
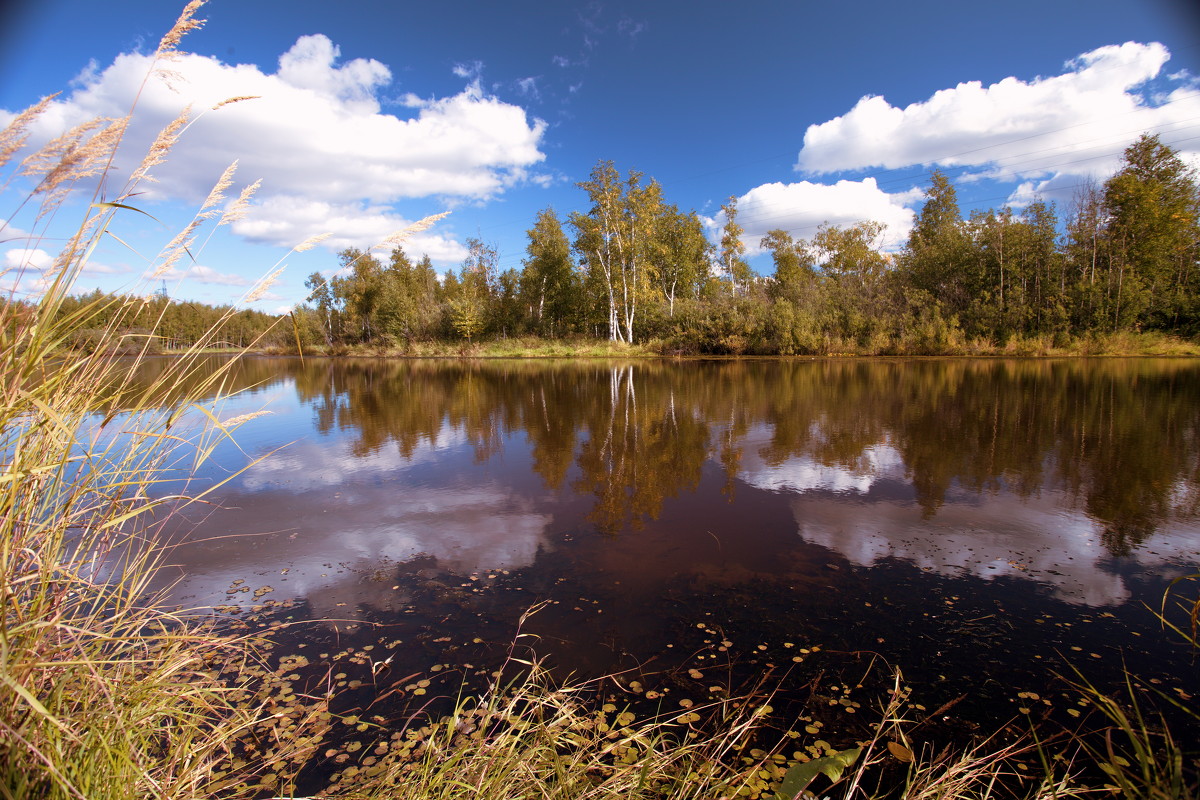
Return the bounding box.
[278,137,1199,354]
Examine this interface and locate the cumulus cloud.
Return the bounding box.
[231,196,469,261]
[276,34,390,111]
[10,34,548,256]
[152,264,250,287]
[1,246,130,297]
[0,221,32,247]
[0,247,55,296]
[3,247,53,271]
[711,178,923,253]
[795,42,1200,186]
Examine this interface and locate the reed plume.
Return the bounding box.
[295,231,333,252]
[125,105,192,189]
[0,93,58,172]
[374,210,451,250]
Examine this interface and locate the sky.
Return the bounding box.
[1,0,1199,313]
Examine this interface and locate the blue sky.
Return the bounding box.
[2,0,1198,312]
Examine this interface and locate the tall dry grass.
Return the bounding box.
[0,3,319,798]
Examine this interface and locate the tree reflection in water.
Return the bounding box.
[137,356,1200,609]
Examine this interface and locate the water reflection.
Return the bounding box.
[149,357,1200,611]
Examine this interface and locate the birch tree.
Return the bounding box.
[719,196,751,296]
[570,161,663,343]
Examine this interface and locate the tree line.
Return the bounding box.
[294,133,1199,354]
[48,290,283,353]
[43,132,1195,355]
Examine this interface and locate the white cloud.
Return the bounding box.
[153,264,250,287]
[712,178,922,253]
[1,247,129,296]
[11,34,547,253]
[231,196,468,263]
[0,247,54,296]
[3,247,53,270]
[0,222,32,247]
[452,60,485,82]
[276,34,390,111]
[80,261,131,276]
[795,42,1200,188]
[515,77,540,100]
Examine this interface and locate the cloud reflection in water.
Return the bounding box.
[737,424,1199,606]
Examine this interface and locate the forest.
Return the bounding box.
[292,133,1199,355]
[54,133,1200,356]
[49,290,284,353]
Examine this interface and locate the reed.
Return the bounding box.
[0,3,317,798]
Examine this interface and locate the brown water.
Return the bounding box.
[140,356,1200,751]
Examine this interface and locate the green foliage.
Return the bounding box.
[521,208,581,337]
[720,195,752,297]
[1102,134,1200,332]
[899,170,975,322]
[53,290,282,352]
[650,203,712,316]
[776,747,861,799]
[762,228,817,312]
[451,293,484,342]
[570,162,665,343]
[296,139,1199,355]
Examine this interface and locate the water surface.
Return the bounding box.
[143,357,1200,739]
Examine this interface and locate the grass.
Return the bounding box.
[250,648,1119,800]
[264,335,661,359]
[2,3,1198,799]
[0,4,317,796]
[317,656,771,799]
[260,330,1200,360]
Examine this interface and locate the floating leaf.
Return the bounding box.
[887,741,914,762]
[775,748,861,799]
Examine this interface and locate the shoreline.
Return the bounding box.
[189,330,1200,360]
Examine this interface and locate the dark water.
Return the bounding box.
[138,356,1200,750]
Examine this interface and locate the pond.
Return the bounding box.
[140,356,1200,765]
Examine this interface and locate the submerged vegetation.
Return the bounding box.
[1,2,1198,799]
